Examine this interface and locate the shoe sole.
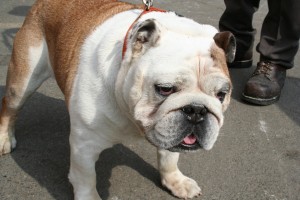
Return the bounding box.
[228,59,252,68]
[241,93,280,106]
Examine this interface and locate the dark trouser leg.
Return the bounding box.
[257,0,300,69]
[242,0,300,105]
[219,0,260,67]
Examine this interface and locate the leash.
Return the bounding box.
[122,0,166,59]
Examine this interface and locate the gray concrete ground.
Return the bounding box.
[0,0,299,200]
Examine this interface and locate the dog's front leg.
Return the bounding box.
[69,130,106,200]
[157,149,202,199]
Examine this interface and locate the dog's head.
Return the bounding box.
[116,12,235,152]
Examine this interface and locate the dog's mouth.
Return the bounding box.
[168,134,202,152]
[182,134,197,145]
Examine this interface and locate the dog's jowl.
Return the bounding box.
[0,0,235,199]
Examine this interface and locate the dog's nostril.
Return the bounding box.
[181,104,207,123]
[182,105,194,115]
[199,106,207,115]
[182,104,206,114]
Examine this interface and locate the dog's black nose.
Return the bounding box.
[181,104,207,124]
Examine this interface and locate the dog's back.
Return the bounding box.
[21,0,142,100]
[0,0,142,155]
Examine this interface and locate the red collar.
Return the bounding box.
[122,7,166,59]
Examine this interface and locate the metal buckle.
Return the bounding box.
[142,0,153,10]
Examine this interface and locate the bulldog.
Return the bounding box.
[0,0,235,199]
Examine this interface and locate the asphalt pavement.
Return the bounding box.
[0,0,299,200]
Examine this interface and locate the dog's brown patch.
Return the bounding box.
[39,0,143,104]
[11,0,143,105]
[210,45,230,76]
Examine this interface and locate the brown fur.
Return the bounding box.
[211,45,231,77]
[12,0,143,104]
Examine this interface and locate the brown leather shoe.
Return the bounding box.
[242,61,286,105]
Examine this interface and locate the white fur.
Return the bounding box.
[28,9,224,200]
[68,10,143,200]
[67,9,227,199]
[27,39,52,93]
[0,127,16,154]
[158,149,202,198]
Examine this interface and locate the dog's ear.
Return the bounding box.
[213,31,236,63]
[131,19,161,58]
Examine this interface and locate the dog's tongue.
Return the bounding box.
[182,134,197,145]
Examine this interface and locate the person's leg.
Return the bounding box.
[219,0,260,68]
[242,0,300,105]
[257,0,300,69]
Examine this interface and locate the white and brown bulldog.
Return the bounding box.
[0,0,235,199]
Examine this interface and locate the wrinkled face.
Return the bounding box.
[117,17,235,152]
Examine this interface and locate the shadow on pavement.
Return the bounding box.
[229,67,254,103]
[0,86,162,200]
[97,144,162,200]
[2,28,18,51]
[277,77,300,126]
[8,6,32,16]
[1,6,32,51]
[2,6,31,51]
[0,86,72,199]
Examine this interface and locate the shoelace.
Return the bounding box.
[253,61,272,80]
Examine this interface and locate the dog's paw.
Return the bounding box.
[0,131,16,155]
[161,170,202,199]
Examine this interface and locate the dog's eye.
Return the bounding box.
[155,84,175,96]
[216,91,227,103]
